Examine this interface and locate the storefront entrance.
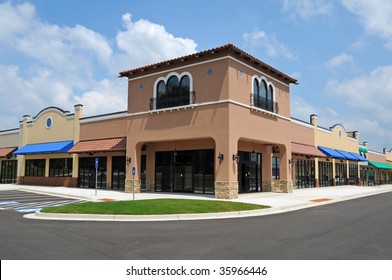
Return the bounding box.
[238,151,262,193]
[79,157,107,189]
[112,156,125,190]
[294,159,315,188]
[0,160,17,184]
[155,149,214,194]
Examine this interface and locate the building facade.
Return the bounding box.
[1,44,391,198]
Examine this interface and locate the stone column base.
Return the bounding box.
[315,179,319,188]
[215,181,238,199]
[146,180,155,192]
[262,180,272,192]
[125,179,141,193]
[271,180,293,193]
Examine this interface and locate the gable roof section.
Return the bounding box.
[119,44,297,84]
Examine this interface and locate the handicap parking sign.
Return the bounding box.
[132,166,136,176]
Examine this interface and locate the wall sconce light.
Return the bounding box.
[233,153,240,163]
[88,152,95,156]
[217,153,224,163]
[126,156,132,165]
[272,146,280,154]
[288,159,294,164]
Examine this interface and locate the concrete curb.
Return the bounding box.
[21,186,392,222]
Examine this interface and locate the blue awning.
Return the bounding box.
[13,140,74,155]
[318,146,346,159]
[348,152,368,162]
[335,149,359,161]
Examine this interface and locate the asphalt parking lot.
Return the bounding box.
[0,190,85,213]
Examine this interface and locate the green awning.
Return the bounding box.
[359,147,368,153]
[368,161,392,170]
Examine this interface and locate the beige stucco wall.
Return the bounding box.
[316,125,358,153]
[22,107,79,145]
[0,130,19,148]
[17,106,82,179]
[385,149,392,162]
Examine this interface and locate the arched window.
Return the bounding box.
[267,84,274,111]
[253,77,273,112]
[166,76,180,94]
[154,74,192,109]
[253,79,259,107]
[180,76,190,92]
[261,80,267,99]
[157,81,166,98]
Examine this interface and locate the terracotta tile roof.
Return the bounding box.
[0,147,17,158]
[68,138,126,153]
[291,142,326,158]
[119,43,297,84]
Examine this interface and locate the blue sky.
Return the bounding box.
[1,0,391,152]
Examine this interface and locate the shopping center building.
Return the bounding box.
[1,44,391,198]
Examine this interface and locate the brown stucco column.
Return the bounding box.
[106,155,112,190]
[214,137,238,199]
[125,141,141,193]
[262,146,272,192]
[146,145,155,192]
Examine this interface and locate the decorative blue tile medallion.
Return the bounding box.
[207,69,213,76]
[139,84,144,91]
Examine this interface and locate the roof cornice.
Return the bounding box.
[119,44,297,84]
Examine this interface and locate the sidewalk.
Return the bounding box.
[2,184,392,221]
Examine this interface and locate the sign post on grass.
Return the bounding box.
[132,166,136,200]
[95,157,99,196]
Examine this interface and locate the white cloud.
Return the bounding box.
[341,0,392,49]
[326,65,392,119]
[282,0,333,19]
[73,79,127,116]
[115,13,197,70]
[326,65,392,149]
[0,2,35,44]
[325,52,354,69]
[291,96,340,125]
[243,29,296,59]
[0,3,199,129]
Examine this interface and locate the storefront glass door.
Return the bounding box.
[238,151,262,193]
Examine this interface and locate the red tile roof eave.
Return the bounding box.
[68,138,126,154]
[0,147,17,158]
[291,142,326,158]
[118,44,297,84]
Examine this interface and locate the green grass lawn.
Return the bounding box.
[40,199,270,215]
